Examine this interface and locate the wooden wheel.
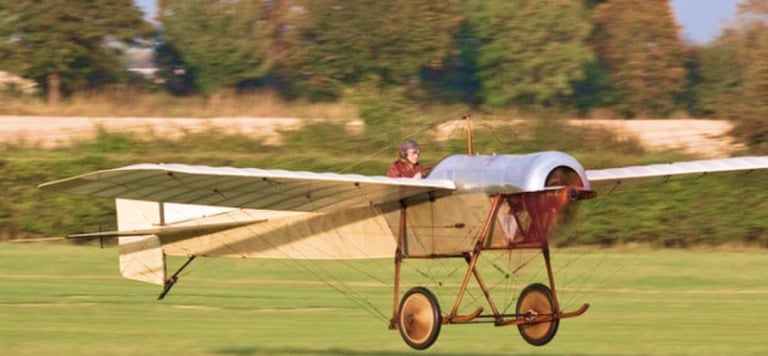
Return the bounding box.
[516,283,559,346]
[398,287,441,350]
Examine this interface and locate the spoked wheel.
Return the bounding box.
[516,283,559,346]
[398,286,442,350]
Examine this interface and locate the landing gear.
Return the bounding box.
[391,188,591,350]
[516,283,559,346]
[398,287,441,350]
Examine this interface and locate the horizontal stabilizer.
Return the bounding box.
[9,236,67,243]
[67,219,266,240]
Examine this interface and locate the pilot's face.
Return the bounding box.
[406,149,420,164]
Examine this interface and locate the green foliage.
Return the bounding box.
[2,0,768,158]
[591,0,688,117]
[153,42,196,96]
[353,86,415,148]
[563,172,768,247]
[572,60,618,113]
[2,114,766,248]
[278,0,461,100]
[2,0,768,156]
[0,129,271,238]
[160,0,276,95]
[727,21,768,151]
[418,21,482,105]
[0,151,117,238]
[693,2,768,153]
[694,36,746,117]
[0,0,151,100]
[462,0,593,108]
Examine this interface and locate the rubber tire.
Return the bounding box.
[398,286,442,350]
[516,283,559,346]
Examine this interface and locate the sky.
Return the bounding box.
[671,0,744,44]
[133,0,744,45]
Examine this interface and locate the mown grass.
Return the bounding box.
[1,242,767,355]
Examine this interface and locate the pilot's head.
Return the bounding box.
[399,139,420,164]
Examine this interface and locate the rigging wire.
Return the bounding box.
[338,120,438,174]
[553,181,649,309]
[112,189,400,324]
[221,224,395,323]
[73,112,760,325]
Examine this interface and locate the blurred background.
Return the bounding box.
[1,1,766,132]
[1,0,767,246]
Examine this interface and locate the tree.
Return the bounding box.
[277,0,461,100]
[738,24,768,149]
[692,39,742,117]
[461,0,593,108]
[160,0,282,96]
[0,0,150,104]
[698,0,768,151]
[592,0,687,117]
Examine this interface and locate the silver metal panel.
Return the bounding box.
[39,163,456,212]
[586,156,768,190]
[427,151,590,192]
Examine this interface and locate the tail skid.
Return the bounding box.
[158,255,196,300]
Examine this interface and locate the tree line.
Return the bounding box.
[1,0,767,149]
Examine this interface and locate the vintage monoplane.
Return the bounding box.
[38,147,768,349]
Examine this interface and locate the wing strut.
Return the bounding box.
[158,255,196,300]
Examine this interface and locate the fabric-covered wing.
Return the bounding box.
[38,163,456,212]
[586,156,768,191]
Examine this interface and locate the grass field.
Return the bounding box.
[1,242,766,355]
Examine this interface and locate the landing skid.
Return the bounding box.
[158,255,196,300]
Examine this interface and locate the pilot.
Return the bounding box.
[386,139,426,178]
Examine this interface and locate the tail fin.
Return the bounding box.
[113,199,239,286]
[116,199,166,286]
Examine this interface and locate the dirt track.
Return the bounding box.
[0,116,366,147]
[568,119,743,158]
[0,116,741,158]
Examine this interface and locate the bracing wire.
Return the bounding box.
[222,228,395,324]
[337,120,436,174]
[553,181,646,309]
[115,193,400,325]
[61,111,767,332]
